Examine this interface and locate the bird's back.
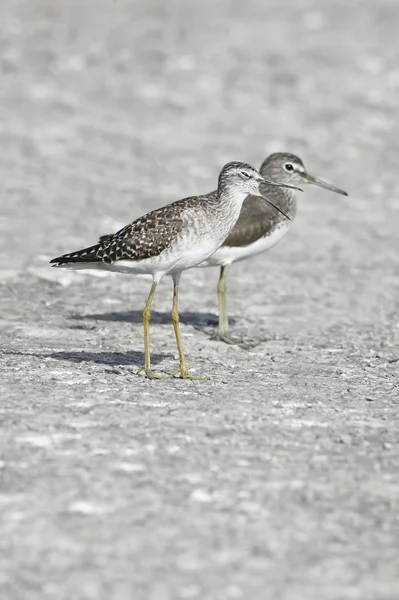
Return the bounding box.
[50,192,221,267]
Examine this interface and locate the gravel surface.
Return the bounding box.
[1,1,399,599]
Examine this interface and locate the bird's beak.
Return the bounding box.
[256,193,291,221]
[260,176,303,193]
[253,176,297,220]
[302,172,348,196]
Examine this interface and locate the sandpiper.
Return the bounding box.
[198,153,348,343]
[50,161,300,379]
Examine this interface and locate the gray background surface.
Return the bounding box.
[1,0,399,599]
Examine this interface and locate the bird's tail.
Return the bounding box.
[50,243,101,267]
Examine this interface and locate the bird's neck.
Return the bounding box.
[215,186,251,238]
[218,185,249,209]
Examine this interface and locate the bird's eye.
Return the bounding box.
[240,170,251,179]
[284,163,294,172]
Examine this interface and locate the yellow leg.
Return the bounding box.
[217,265,230,337]
[214,265,243,345]
[171,283,207,380]
[138,281,169,379]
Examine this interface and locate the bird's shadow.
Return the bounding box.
[49,349,167,366]
[6,349,169,367]
[69,309,236,329]
[68,310,270,350]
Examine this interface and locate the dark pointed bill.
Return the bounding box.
[305,174,348,196]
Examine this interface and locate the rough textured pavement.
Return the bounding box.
[1,1,399,599]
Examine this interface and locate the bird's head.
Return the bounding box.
[260,153,348,196]
[219,161,303,198]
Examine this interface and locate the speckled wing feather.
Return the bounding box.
[50,203,186,266]
[222,194,280,248]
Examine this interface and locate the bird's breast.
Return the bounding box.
[199,222,291,268]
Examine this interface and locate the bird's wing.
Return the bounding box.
[50,203,186,266]
[99,206,185,262]
[98,233,112,243]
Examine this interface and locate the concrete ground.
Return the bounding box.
[1,0,398,598]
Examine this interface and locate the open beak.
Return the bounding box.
[303,173,348,196]
[254,176,298,221]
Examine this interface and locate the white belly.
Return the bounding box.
[199,223,290,268]
[57,237,220,279]
[56,225,290,278]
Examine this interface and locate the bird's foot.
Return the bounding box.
[171,367,208,381]
[211,331,243,345]
[137,366,172,380]
[211,331,266,350]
